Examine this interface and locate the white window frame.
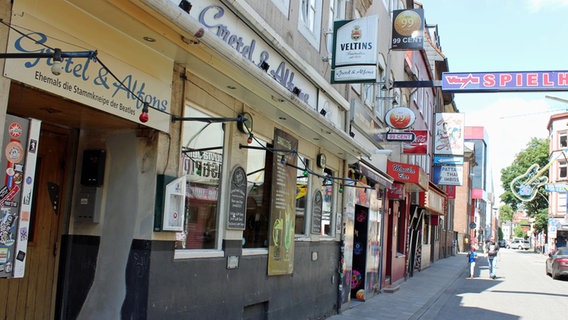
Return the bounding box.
[298,0,322,48]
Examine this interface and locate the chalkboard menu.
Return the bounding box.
[227,166,247,229]
[311,190,323,234]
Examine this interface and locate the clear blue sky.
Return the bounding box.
[420,0,568,200]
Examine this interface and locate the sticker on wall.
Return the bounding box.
[5,141,24,163]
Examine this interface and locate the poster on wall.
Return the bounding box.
[268,128,298,275]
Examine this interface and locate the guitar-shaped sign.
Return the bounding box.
[510,149,567,202]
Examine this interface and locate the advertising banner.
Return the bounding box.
[434,113,464,156]
[268,128,298,275]
[331,16,379,83]
[391,9,424,50]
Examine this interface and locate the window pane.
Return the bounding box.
[295,157,309,234]
[321,168,334,236]
[177,107,224,249]
[560,134,567,148]
[244,138,270,248]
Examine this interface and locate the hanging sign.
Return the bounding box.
[331,16,379,83]
[384,107,416,129]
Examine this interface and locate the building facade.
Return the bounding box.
[547,113,568,250]
[0,0,462,319]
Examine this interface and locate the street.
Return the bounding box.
[419,249,568,320]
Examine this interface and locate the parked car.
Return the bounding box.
[508,239,530,250]
[546,247,568,279]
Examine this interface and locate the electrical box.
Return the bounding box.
[81,149,106,187]
[75,149,106,223]
[162,176,186,231]
[74,186,103,223]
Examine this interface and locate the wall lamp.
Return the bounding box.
[292,87,301,96]
[377,93,398,105]
[179,0,192,13]
[259,61,270,72]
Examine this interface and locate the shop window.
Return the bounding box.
[321,168,335,236]
[177,107,224,250]
[295,156,309,235]
[244,138,272,248]
[423,216,430,245]
[396,206,405,254]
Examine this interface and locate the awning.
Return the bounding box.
[419,182,447,215]
[386,160,428,192]
[358,160,394,189]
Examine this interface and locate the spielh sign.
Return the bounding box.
[331,16,379,83]
[442,71,568,93]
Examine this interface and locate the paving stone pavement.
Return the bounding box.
[326,253,469,320]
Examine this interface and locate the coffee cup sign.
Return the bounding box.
[384,107,416,129]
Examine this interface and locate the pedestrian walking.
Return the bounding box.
[467,246,478,279]
[486,239,499,279]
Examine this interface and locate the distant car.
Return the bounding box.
[508,239,530,250]
[498,240,507,248]
[546,247,568,279]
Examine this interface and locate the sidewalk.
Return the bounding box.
[327,253,468,320]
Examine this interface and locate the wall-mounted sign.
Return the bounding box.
[391,9,424,51]
[331,15,379,83]
[384,107,416,129]
[5,8,172,132]
[227,166,247,230]
[311,190,323,235]
[441,71,568,93]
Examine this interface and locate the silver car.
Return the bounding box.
[509,239,530,250]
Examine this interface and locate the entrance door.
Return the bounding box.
[0,124,71,320]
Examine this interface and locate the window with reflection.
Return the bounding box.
[320,168,335,236]
[176,107,224,249]
[244,137,272,248]
[295,157,309,235]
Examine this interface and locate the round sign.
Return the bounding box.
[384,107,416,129]
[469,222,477,229]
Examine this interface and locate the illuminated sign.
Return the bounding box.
[442,71,568,93]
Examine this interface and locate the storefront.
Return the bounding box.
[385,160,428,285]
[1,0,373,319]
[339,161,392,304]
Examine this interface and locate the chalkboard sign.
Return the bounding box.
[311,190,323,234]
[227,166,247,229]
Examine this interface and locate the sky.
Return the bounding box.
[419,0,568,202]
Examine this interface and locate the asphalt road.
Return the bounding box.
[418,248,568,320]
